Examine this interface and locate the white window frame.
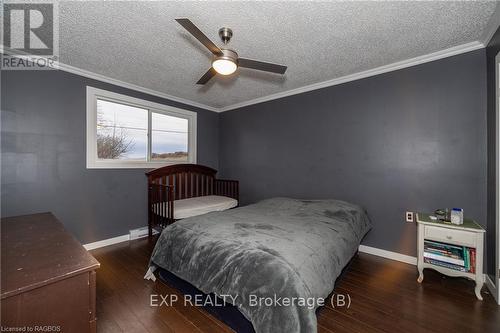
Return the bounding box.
[86,86,197,169]
[495,53,500,304]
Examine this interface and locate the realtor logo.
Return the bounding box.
[1,1,59,70]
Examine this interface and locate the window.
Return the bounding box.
[86,87,196,168]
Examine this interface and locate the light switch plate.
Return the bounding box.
[405,211,414,223]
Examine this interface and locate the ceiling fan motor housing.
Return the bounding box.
[219,27,233,44]
[216,49,238,63]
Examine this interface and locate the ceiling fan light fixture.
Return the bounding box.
[212,49,238,76]
[212,58,237,75]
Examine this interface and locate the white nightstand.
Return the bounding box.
[416,213,485,300]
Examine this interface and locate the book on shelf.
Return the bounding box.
[424,258,467,272]
[423,239,475,273]
[423,252,464,266]
[470,248,476,274]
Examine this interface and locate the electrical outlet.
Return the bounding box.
[405,211,414,223]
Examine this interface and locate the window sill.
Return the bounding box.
[86,160,192,169]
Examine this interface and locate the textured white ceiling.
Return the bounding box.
[58,1,499,110]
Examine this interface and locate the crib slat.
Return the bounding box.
[177,172,181,199]
[161,185,165,226]
[209,177,213,195]
[194,173,198,197]
[186,172,191,198]
[198,175,202,196]
[201,175,205,196]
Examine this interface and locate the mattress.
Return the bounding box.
[147,197,371,333]
[154,195,238,219]
[157,267,255,333]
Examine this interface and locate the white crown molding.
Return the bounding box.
[481,2,500,46]
[2,41,485,113]
[218,41,485,112]
[0,45,219,113]
[57,62,220,113]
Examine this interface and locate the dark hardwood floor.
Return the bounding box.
[91,238,500,333]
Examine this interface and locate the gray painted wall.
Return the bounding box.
[1,70,219,244]
[486,27,500,280]
[219,49,487,257]
[1,48,490,259]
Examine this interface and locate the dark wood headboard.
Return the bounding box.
[145,164,239,236]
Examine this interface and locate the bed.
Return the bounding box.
[146,197,371,333]
[146,164,239,237]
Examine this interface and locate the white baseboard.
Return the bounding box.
[84,226,160,250]
[358,244,418,265]
[83,234,420,266]
[84,233,420,265]
[84,235,440,270]
[485,275,499,305]
[83,234,130,251]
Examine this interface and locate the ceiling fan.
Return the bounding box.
[175,18,287,85]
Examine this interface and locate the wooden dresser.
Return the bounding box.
[1,213,100,332]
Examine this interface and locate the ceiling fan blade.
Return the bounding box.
[175,18,222,56]
[238,58,287,74]
[196,68,217,85]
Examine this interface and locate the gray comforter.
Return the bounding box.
[148,197,371,333]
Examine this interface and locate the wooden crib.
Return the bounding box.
[146,164,239,237]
